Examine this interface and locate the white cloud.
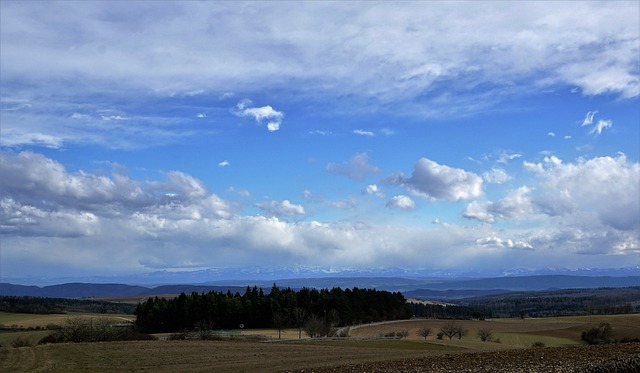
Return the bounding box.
[579,111,613,135]
[308,130,332,136]
[0,2,636,150]
[463,187,534,224]
[490,186,534,220]
[267,122,280,132]
[353,129,375,137]
[534,154,640,232]
[326,153,380,181]
[497,152,522,164]
[547,132,556,137]
[476,236,533,250]
[256,199,305,217]
[389,158,483,201]
[2,151,638,278]
[590,119,612,135]
[0,151,234,226]
[462,201,495,224]
[234,99,284,132]
[364,184,385,198]
[482,168,511,184]
[218,160,230,167]
[581,111,598,126]
[386,195,415,209]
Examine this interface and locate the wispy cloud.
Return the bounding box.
[353,129,375,137]
[590,119,612,135]
[579,111,613,136]
[581,111,598,126]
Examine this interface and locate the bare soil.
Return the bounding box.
[288,343,640,372]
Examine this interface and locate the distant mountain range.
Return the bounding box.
[3,266,639,287]
[2,274,639,299]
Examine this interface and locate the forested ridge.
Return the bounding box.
[0,296,136,315]
[457,286,640,318]
[135,285,412,333]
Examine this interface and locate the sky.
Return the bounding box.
[1,1,639,282]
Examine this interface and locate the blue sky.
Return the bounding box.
[1,1,639,281]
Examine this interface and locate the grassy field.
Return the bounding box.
[1,314,638,372]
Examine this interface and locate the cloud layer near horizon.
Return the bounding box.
[1,151,637,276]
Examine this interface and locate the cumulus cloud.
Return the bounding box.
[463,201,495,224]
[464,187,537,224]
[364,184,385,198]
[235,99,284,132]
[482,168,511,184]
[0,151,234,229]
[386,195,415,209]
[218,160,230,167]
[388,158,482,201]
[476,236,533,250]
[2,151,638,278]
[256,199,306,217]
[326,153,380,181]
[531,154,639,232]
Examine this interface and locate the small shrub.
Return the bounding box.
[38,333,63,345]
[477,328,493,342]
[396,330,409,339]
[531,341,546,348]
[494,338,501,343]
[436,332,444,340]
[11,336,33,348]
[582,322,613,345]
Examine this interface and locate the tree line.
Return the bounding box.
[0,296,136,315]
[134,285,412,333]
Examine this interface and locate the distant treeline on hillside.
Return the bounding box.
[135,285,412,333]
[0,296,136,315]
[457,286,640,318]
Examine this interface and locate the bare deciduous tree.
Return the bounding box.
[194,320,215,340]
[272,310,289,339]
[292,307,308,339]
[417,326,432,340]
[439,321,466,340]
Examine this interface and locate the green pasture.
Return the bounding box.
[0,329,51,347]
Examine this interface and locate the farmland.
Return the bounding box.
[1,313,639,372]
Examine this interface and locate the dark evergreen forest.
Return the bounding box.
[134,285,412,333]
